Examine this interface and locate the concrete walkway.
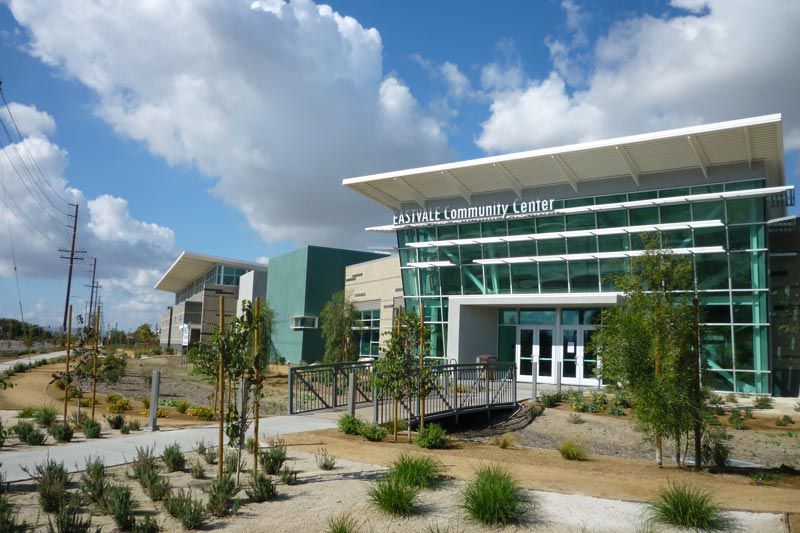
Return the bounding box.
[0,350,67,373]
[0,415,335,483]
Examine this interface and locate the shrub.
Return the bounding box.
[106,393,122,405]
[728,410,747,430]
[245,436,258,454]
[224,451,244,474]
[107,484,137,531]
[82,419,101,439]
[702,427,732,469]
[337,414,363,435]
[567,413,584,425]
[0,493,27,532]
[368,476,419,516]
[775,415,794,427]
[753,396,774,409]
[492,433,518,449]
[190,459,206,479]
[108,398,131,414]
[26,459,69,513]
[245,472,277,502]
[326,510,360,533]
[13,421,34,441]
[80,457,108,510]
[140,469,171,502]
[462,464,527,526]
[744,407,754,419]
[32,405,60,428]
[539,392,560,407]
[46,505,94,533]
[609,406,626,417]
[162,443,186,472]
[187,406,215,420]
[750,472,782,486]
[205,473,240,517]
[0,422,6,449]
[17,406,37,418]
[24,428,47,446]
[131,445,158,480]
[141,397,150,410]
[316,448,337,470]
[725,393,738,404]
[202,445,217,465]
[646,482,735,531]
[106,413,125,430]
[415,423,448,449]
[279,465,298,485]
[387,453,442,489]
[358,421,387,442]
[557,439,589,461]
[175,400,190,414]
[165,489,206,530]
[48,422,74,443]
[132,515,160,533]
[795,402,800,413]
[195,440,207,457]
[260,438,287,474]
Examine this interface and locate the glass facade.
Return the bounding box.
[397,179,771,393]
[354,309,381,357]
[175,264,249,305]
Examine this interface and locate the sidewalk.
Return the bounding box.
[0,350,68,373]
[0,415,335,483]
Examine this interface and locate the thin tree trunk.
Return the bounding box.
[393,400,398,442]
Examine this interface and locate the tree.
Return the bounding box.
[107,329,128,346]
[372,311,429,441]
[132,324,158,346]
[320,291,359,363]
[590,238,704,467]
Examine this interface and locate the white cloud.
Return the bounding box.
[0,102,175,328]
[0,102,56,137]
[7,0,450,247]
[477,1,800,154]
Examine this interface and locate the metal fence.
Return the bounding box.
[288,360,516,425]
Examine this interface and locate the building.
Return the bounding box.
[343,114,798,396]
[344,254,403,357]
[267,245,386,364]
[154,251,268,349]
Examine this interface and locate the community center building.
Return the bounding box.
[343,114,798,396]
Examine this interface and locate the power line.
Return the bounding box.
[0,86,71,206]
[60,202,85,332]
[2,157,28,334]
[0,158,63,248]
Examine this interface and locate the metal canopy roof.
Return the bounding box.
[154,251,268,293]
[343,114,786,210]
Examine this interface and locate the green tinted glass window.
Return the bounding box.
[537,239,566,256]
[629,191,657,201]
[536,215,565,233]
[439,246,459,265]
[485,264,510,294]
[691,183,724,194]
[595,193,627,205]
[662,229,693,248]
[519,309,556,324]
[511,263,538,293]
[483,243,508,259]
[598,234,629,252]
[728,224,765,250]
[497,326,516,363]
[629,207,659,225]
[730,251,766,289]
[507,219,535,235]
[539,263,568,293]
[600,258,629,291]
[732,292,767,323]
[694,226,726,247]
[725,179,763,191]
[705,371,734,392]
[597,210,627,228]
[461,265,484,294]
[499,309,518,325]
[417,227,436,242]
[569,261,599,292]
[696,253,728,290]
[566,213,595,230]
[727,198,764,223]
[437,225,459,240]
[704,326,733,369]
[658,187,690,198]
[422,298,444,321]
[567,236,596,254]
[420,268,440,296]
[397,229,415,247]
[692,201,725,221]
[460,245,482,263]
[509,241,535,257]
[459,223,481,238]
[564,197,594,208]
[417,247,438,262]
[734,325,768,372]
[401,269,418,296]
[482,221,508,237]
[701,293,730,323]
[660,203,691,223]
[440,267,461,295]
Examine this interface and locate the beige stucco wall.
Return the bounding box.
[345,255,402,352]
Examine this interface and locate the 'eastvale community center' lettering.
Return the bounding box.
[392,198,555,225]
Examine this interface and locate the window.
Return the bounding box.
[354,310,380,356]
[290,316,318,329]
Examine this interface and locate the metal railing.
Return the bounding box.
[288,360,517,425]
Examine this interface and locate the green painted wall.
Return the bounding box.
[267,246,384,364]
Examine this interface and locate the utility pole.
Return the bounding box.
[60,203,85,331]
[86,258,97,320]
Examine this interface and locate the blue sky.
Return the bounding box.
[0,0,798,330]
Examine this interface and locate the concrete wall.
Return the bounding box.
[198,284,239,344]
[237,270,269,316]
[345,255,402,352]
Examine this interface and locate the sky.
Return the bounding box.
[0,0,799,331]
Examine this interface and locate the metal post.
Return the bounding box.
[485,363,491,419]
[453,366,459,424]
[149,370,160,431]
[372,382,379,424]
[512,364,517,406]
[217,296,225,479]
[533,361,539,402]
[556,361,562,396]
[63,305,72,422]
[332,366,338,408]
[288,368,294,415]
[166,306,173,350]
[347,370,356,417]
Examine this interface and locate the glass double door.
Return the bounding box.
[517,326,598,386]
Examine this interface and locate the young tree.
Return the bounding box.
[372,311,429,441]
[132,324,158,346]
[591,238,704,467]
[320,291,359,363]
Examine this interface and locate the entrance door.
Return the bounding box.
[517,327,555,384]
[560,327,599,386]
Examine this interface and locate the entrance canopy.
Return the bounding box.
[343,114,785,210]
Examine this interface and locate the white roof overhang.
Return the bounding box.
[154,251,268,293]
[343,114,786,210]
